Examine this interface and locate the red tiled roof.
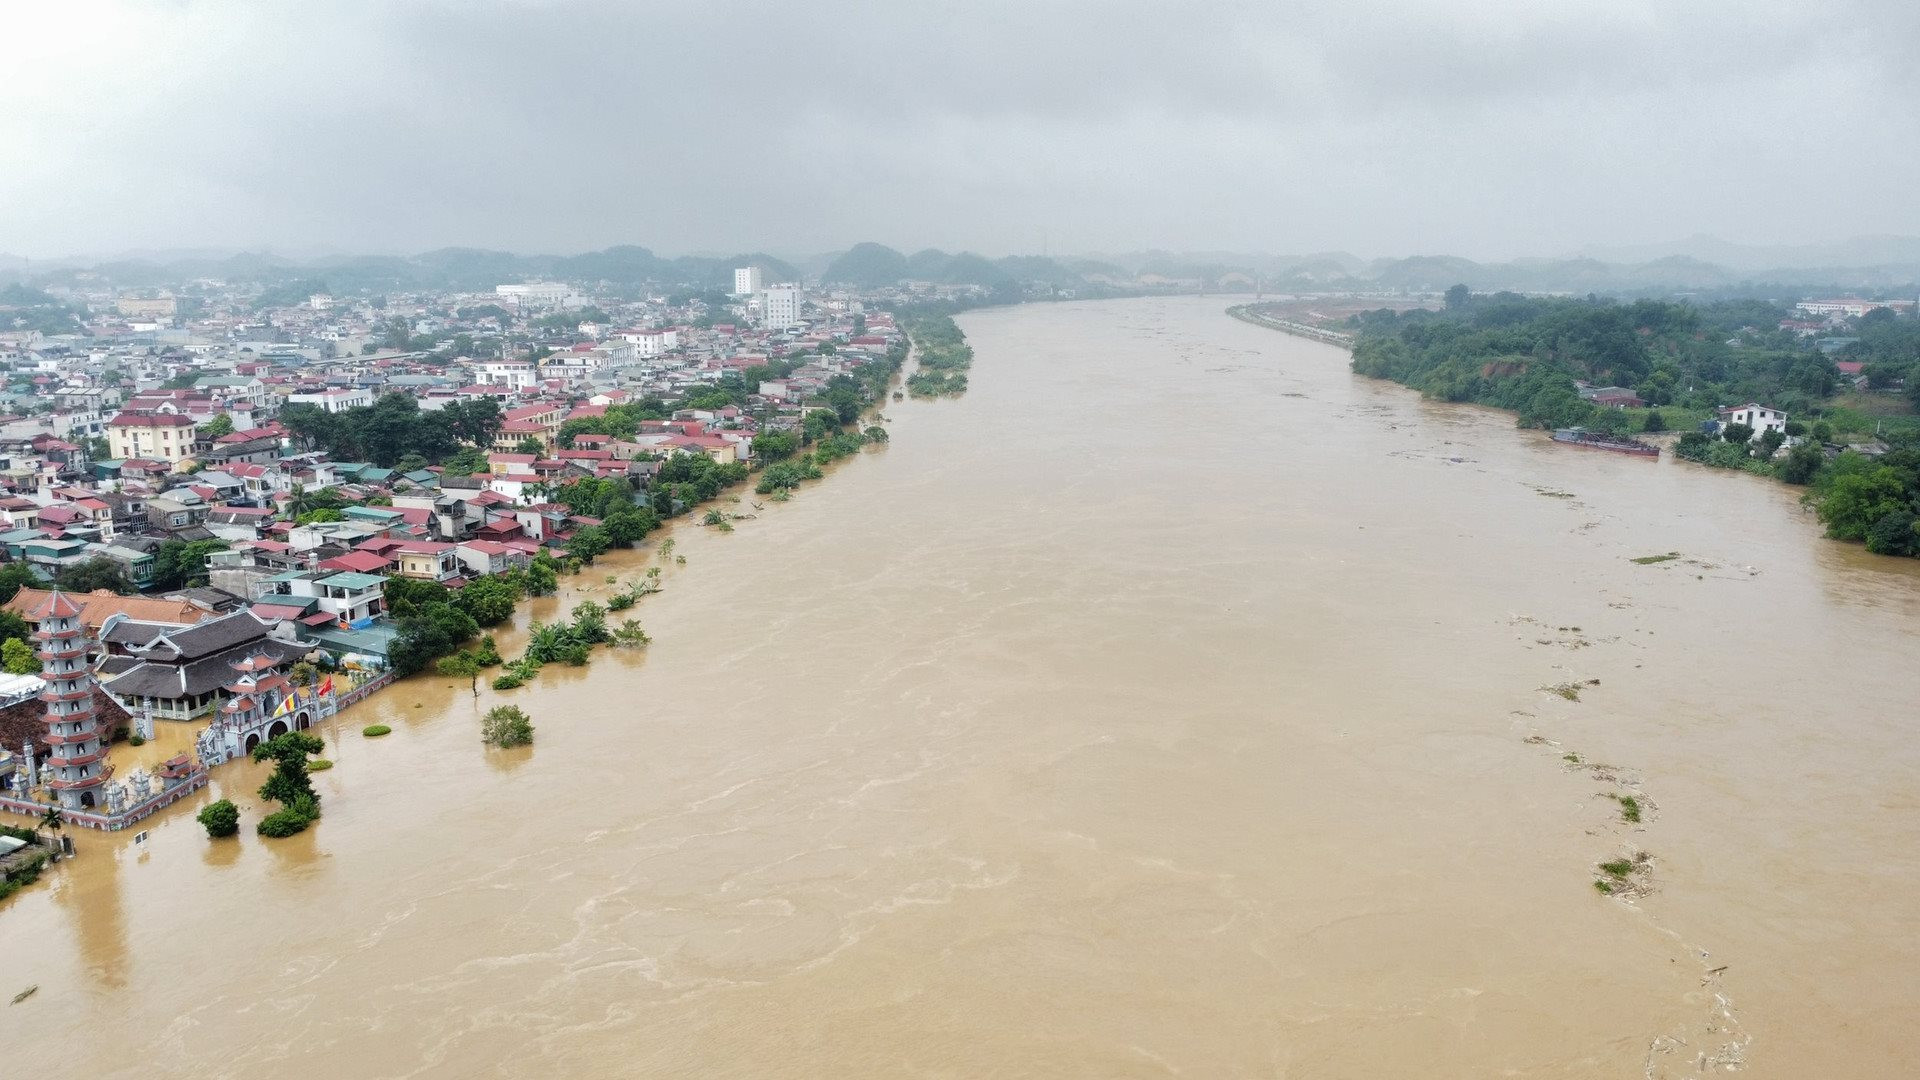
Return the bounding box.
[28,590,85,620]
[108,411,196,427]
[318,551,391,573]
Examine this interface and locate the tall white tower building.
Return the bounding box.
[733,266,765,296]
[763,285,802,329]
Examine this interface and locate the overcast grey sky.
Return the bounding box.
[5,0,1917,261]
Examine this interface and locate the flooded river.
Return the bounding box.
[7,296,1919,1077]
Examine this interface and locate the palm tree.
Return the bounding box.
[40,805,63,835]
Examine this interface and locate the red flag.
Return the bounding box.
[319,676,334,696]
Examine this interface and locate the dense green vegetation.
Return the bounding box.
[152,538,228,591]
[1347,290,1920,559]
[904,314,973,397]
[481,705,534,748]
[1799,446,1920,556]
[1351,292,1844,430]
[253,732,325,838]
[556,397,671,447]
[54,557,134,596]
[196,798,240,839]
[490,602,616,690]
[1839,309,1920,406]
[278,394,502,467]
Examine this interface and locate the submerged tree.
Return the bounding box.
[197,799,240,839]
[481,705,534,748]
[253,731,325,838]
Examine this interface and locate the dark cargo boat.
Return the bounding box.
[1550,427,1660,457]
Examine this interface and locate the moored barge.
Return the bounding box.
[1550,427,1659,457]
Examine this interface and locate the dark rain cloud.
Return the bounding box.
[3,0,1917,259]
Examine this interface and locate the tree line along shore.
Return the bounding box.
[1261,290,1920,560]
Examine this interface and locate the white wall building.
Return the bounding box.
[287,388,375,414]
[1719,403,1788,440]
[1795,299,1915,318]
[495,282,572,306]
[733,266,764,296]
[475,360,537,391]
[763,285,803,329]
[620,329,680,357]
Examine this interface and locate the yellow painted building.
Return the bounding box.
[107,411,198,463]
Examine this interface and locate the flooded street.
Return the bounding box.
[8,295,1919,1078]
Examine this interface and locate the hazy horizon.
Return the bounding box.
[6,0,1917,261]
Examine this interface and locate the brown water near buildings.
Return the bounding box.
[7,296,1919,1078]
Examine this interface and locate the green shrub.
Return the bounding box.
[362,724,392,737]
[308,759,334,772]
[257,792,322,838]
[257,807,311,838]
[491,672,524,690]
[196,798,240,838]
[481,705,534,748]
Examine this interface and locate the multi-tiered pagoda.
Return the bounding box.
[32,591,109,812]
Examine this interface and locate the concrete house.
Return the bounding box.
[1717,403,1788,440]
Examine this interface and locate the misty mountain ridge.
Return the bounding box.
[6,236,1920,297]
[1571,233,1920,274]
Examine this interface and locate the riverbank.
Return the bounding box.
[1232,297,1920,561]
[1225,303,1356,347]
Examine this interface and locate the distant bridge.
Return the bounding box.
[1226,305,1355,349]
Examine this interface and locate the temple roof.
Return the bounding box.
[27,590,84,621]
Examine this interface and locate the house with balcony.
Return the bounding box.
[392,541,463,583]
[261,569,387,625]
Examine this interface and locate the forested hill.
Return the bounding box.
[1347,292,1841,431]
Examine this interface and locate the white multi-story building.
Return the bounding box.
[1795,298,1916,318]
[733,266,764,296]
[620,328,681,357]
[287,387,376,414]
[495,282,572,306]
[475,360,537,391]
[1717,403,1788,440]
[763,285,803,329]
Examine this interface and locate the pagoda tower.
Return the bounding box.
[32,590,108,812]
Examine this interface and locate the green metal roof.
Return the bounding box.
[343,506,401,521]
[317,571,388,590]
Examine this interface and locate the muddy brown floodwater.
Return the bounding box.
[6,296,1919,1078]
